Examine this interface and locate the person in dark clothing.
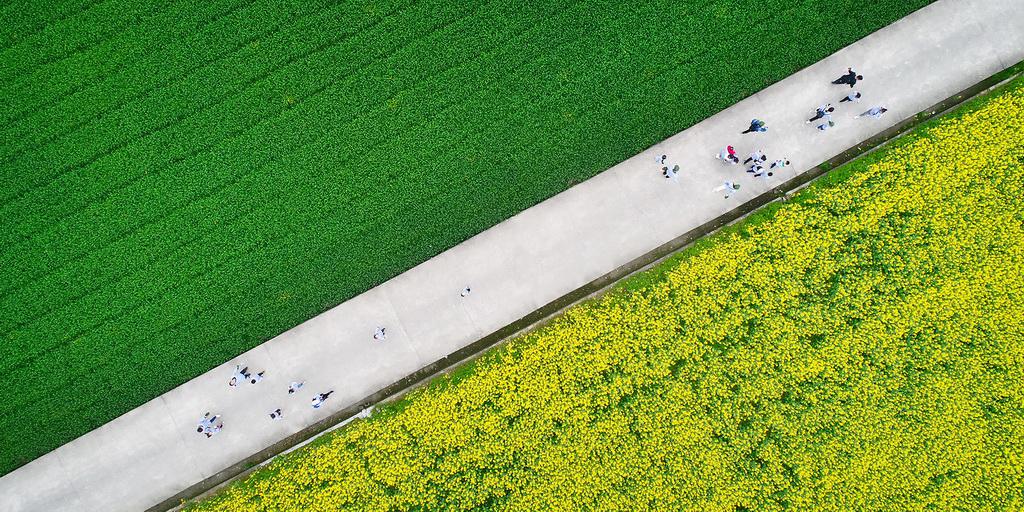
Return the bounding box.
[832,67,862,87]
[741,118,767,134]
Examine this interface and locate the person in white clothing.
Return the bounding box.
[460,286,471,297]
[288,381,305,394]
[713,181,741,199]
[744,149,766,164]
[196,412,219,435]
[807,103,835,124]
[839,91,862,103]
[312,391,334,409]
[856,106,888,119]
[373,327,387,341]
[715,145,739,164]
[229,365,250,387]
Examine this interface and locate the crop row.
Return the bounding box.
[188,79,1024,511]
[0,0,931,474]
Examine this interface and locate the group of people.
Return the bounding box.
[812,67,888,131]
[196,285,478,439]
[196,367,335,439]
[805,69,886,131]
[698,67,887,198]
[711,146,789,198]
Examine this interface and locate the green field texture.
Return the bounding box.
[0,0,930,474]
[188,77,1024,511]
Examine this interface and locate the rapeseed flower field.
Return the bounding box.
[188,81,1024,511]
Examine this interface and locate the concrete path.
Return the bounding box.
[2,0,1023,510]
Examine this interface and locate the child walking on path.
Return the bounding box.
[716,146,739,164]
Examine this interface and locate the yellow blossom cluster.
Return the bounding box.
[189,81,1024,511]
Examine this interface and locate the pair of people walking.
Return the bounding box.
[229,365,265,387]
[197,412,223,438]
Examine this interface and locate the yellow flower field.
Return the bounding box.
[190,81,1024,511]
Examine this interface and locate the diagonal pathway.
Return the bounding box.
[2,0,1023,510]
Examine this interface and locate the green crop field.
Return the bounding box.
[0,0,929,474]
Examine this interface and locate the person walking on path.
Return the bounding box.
[196,412,219,435]
[460,286,471,297]
[751,165,773,178]
[662,164,680,179]
[312,391,334,409]
[655,154,667,165]
[206,423,223,438]
[744,149,766,164]
[770,158,790,171]
[269,408,283,420]
[713,181,741,199]
[814,117,835,131]
[288,381,305,394]
[856,106,888,119]
[832,67,862,87]
[229,365,250,387]
[715,145,739,164]
[741,118,767,134]
[249,370,265,385]
[373,327,387,341]
[839,91,862,103]
[806,104,835,123]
